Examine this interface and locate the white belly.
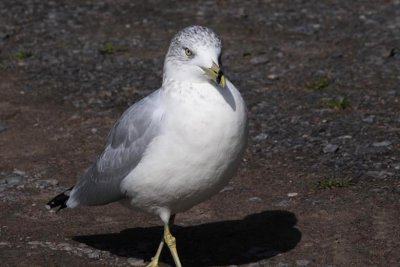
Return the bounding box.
[120,80,247,216]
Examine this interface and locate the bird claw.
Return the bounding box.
[145,257,159,267]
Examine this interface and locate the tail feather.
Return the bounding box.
[46,186,74,212]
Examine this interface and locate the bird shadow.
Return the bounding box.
[73,210,301,266]
[216,82,236,111]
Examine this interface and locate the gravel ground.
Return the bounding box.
[1,0,399,266]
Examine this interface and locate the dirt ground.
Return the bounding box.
[1,0,399,266]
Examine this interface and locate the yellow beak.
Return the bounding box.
[201,62,226,88]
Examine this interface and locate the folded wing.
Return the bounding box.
[67,90,164,207]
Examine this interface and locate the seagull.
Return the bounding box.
[47,25,248,267]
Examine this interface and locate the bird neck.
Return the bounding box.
[163,60,205,86]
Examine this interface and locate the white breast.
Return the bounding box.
[121,80,247,216]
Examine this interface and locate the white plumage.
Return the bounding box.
[120,78,247,222]
[48,25,248,267]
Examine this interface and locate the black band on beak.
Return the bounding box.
[216,70,224,85]
[201,62,226,88]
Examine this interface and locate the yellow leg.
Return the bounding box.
[146,215,181,267]
[146,238,165,267]
[164,224,182,267]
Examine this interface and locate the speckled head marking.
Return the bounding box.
[166,25,222,60]
[163,25,225,87]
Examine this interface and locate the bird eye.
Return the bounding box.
[184,48,193,57]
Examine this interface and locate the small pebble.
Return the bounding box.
[36,179,59,188]
[13,170,27,176]
[87,250,100,259]
[274,199,290,207]
[16,184,24,189]
[267,74,279,80]
[2,174,25,186]
[296,259,311,266]
[28,241,47,248]
[127,257,145,266]
[288,192,298,197]
[220,185,234,192]
[365,171,394,179]
[253,133,268,142]
[383,47,397,58]
[58,242,73,251]
[78,247,93,254]
[372,141,391,147]
[250,54,269,65]
[362,115,375,123]
[0,241,10,246]
[322,144,338,153]
[248,197,262,202]
[70,114,80,120]
[0,123,6,133]
[393,163,400,170]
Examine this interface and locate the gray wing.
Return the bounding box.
[67,90,164,207]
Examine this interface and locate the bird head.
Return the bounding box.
[163,25,226,88]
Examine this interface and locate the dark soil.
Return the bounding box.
[1,0,399,266]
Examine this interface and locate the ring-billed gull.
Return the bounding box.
[47,25,248,267]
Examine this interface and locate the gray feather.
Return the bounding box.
[67,90,164,206]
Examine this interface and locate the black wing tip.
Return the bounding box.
[46,186,73,212]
